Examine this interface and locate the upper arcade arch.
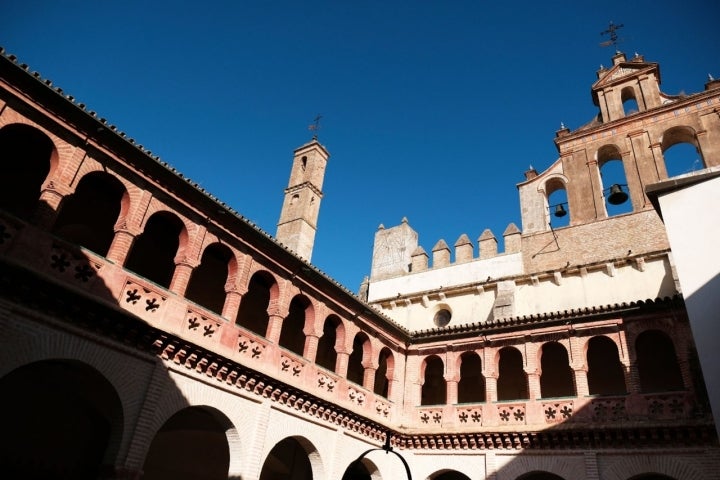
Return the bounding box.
[457,351,485,403]
[279,294,313,356]
[124,210,186,288]
[374,346,394,398]
[236,270,278,337]
[635,329,684,393]
[586,335,627,395]
[539,341,575,398]
[51,170,128,256]
[316,314,343,372]
[497,346,528,401]
[348,331,372,386]
[421,354,446,406]
[185,242,236,315]
[0,123,55,222]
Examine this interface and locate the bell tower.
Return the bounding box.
[276,138,330,261]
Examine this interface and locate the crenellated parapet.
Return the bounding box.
[370,218,525,284]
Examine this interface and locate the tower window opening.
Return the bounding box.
[621,86,640,116]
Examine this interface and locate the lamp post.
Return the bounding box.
[346,431,412,480]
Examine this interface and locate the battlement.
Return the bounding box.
[370,219,522,280]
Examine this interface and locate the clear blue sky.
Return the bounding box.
[3,1,718,291]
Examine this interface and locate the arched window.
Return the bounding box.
[52,172,126,256]
[185,243,233,314]
[124,211,184,288]
[540,342,575,398]
[143,407,231,480]
[236,271,275,336]
[421,355,446,406]
[316,316,340,372]
[587,335,626,395]
[347,333,369,386]
[374,347,393,398]
[497,347,528,401]
[598,145,632,216]
[661,126,704,177]
[279,295,310,356]
[636,330,684,393]
[458,351,485,403]
[0,124,53,221]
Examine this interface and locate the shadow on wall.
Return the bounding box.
[0,211,235,479]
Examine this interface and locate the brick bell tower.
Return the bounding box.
[276,138,329,261]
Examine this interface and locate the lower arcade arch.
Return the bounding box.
[431,470,472,480]
[517,472,566,480]
[260,436,322,480]
[142,406,233,480]
[0,359,123,479]
[342,457,381,480]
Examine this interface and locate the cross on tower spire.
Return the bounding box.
[600,21,624,51]
[308,114,322,140]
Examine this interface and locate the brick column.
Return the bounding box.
[169,262,194,297]
[221,290,242,321]
[336,352,350,378]
[573,368,590,397]
[34,188,64,229]
[265,314,284,344]
[485,376,498,403]
[106,229,135,265]
[363,367,377,391]
[527,371,541,400]
[446,379,458,405]
[304,334,319,363]
[626,360,642,394]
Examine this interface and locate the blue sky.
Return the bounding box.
[3,1,718,291]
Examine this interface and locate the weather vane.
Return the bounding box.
[308,114,322,140]
[600,21,624,51]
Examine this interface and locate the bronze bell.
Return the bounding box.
[554,204,567,217]
[607,184,629,205]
